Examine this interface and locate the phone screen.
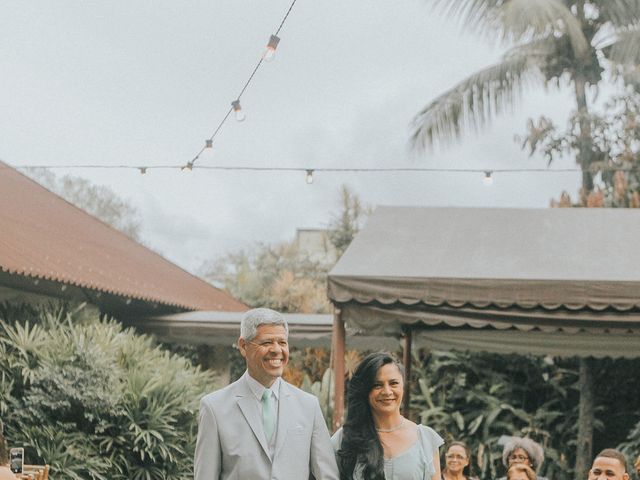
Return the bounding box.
[10,448,23,474]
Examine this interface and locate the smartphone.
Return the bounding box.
[9,447,23,474]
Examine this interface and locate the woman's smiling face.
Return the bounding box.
[368,362,404,416]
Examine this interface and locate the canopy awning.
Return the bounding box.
[328,206,640,357]
[124,310,399,349]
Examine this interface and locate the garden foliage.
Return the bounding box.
[0,302,215,480]
[411,350,640,480]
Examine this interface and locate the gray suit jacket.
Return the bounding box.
[194,375,339,480]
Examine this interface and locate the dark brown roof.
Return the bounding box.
[0,161,246,313]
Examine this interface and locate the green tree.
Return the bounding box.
[519,91,640,207]
[200,241,331,313]
[0,302,214,480]
[26,168,142,241]
[327,185,370,257]
[411,4,640,476]
[411,0,640,195]
[200,186,369,313]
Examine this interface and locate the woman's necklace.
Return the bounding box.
[375,417,405,433]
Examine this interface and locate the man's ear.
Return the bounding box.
[238,337,247,358]
[622,473,629,480]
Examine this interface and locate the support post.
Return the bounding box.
[331,307,345,432]
[402,325,412,419]
[575,358,594,480]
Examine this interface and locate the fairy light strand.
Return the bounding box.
[188,0,299,168]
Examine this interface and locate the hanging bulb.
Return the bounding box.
[205,139,213,149]
[139,167,147,175]
[305,169,314,184]
[483,171,494,186]
[231,100,246,122]
[182,161,194,172]
[263,34,280,62]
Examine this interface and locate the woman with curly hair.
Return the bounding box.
[498,437,548,480]
[331,352,443,480]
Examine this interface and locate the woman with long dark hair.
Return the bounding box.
[331,352,443,480]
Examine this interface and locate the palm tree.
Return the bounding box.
[410,2,640,479]
[411,0,640,196]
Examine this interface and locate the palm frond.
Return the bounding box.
[411,41,548,149]
[597,0,640,26]
[607,26,640,65]
[429,0,588,55]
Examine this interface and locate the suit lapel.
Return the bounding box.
[235,380,271,459]
[274,381,293,458]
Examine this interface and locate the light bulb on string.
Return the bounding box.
[181,161,195,172]
[205,139,213,149]
[263,35,280,62]
[483,171,494,186]
[305,169,314,184]
[231,100,246,122]
[138,167,147,175]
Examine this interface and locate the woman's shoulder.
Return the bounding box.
[417,423,445,449]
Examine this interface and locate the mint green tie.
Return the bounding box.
[261,390,276,442]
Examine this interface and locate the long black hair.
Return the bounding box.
[336,352,404,480]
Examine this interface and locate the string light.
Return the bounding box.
[263,35,281,62]
[483,170,494,186]
[139,167,147,175]
[231,100,246,122]
[181,161,194,172]
[182,0,298,171]
[305,169,314,184]
[13,163,637,175]
[205,139,213,149]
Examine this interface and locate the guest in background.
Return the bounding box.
[498,437,547,480]
[588,449,629,480]
[507,464,536,480]
[332,352,443,480]
[634,455,639,480]
[442,441,477,480]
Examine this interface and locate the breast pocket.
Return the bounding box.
[288,423,308,435]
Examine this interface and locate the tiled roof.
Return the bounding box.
[0,161,246,312]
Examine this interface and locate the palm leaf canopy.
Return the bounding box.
[411,40,550,149]
[607,27,640,65]
[597,0,640,26]
[429,0,588,56]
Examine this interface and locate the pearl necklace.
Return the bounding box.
[375,418,405,433]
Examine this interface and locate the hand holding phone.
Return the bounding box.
[9,447,23,474]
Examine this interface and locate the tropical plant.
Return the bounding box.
[519,91,640,207]
[411,350,585,480]
[0,302,215,480]
[411,0,640,194]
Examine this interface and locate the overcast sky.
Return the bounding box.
[1,0,585,273]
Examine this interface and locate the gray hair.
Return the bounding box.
[240,308,288,341]
[501,436,545,471]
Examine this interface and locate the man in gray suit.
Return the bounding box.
[194,308,339,480]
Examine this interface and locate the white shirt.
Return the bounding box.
[243,371,281,456]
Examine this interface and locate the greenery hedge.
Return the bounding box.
[0,302,216,480]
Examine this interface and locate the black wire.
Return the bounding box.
[275,0,299,36]
[188,0,299,168]
[10,164,640,173]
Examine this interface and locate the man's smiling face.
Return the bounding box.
[239,324,289,387]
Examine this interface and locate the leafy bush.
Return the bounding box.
[0,302,216,480]
[412,350,640,480]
